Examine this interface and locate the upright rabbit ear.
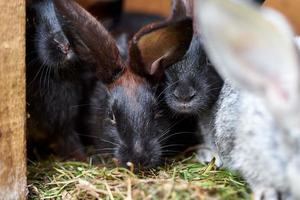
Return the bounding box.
[170,0,193,18]
[196,0,300,112]
[53,0,124,83]
[128,17,193,80]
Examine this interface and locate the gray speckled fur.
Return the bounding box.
[213,81,297,199]
[197,101,223,166]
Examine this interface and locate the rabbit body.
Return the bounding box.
[215,82,291,198]
[27,0,86,159]
[195,0,300,198]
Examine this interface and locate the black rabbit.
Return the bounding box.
[86,17,194,169]
[155,0,223,165]
[26,0,123,160]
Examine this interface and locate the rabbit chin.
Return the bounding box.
[168,100,200,114]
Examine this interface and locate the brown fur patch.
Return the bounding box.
[53,0,124,83]
[128,17,193,77]
[109,67,145,100]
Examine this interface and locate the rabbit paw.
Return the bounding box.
[254,187,282,200]
[197,147,222,167]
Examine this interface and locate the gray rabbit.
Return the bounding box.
[196,0,300,199]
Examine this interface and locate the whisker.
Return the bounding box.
[158,117,190,142]
[156,79,182,100]
[70,104,105,111]
[46,65,52,91]
[94,147,116,152]
[90,152,115,156]
[161,150,181,154]
[38,63,47,96]
[76,133,101,139]
[159,131,194,144]
[161,143,184,149]
[100,138,122,147]
[27,60,45,87]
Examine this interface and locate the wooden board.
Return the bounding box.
[124,0,171,16]
[0,0,27,199]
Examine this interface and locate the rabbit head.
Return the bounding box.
[35,0,124,83]
[162,0,223,115]
[30,0,76,68]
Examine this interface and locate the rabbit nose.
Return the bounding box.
[173,87,196,102]
[53,33,71,55]
[55,40,70,55]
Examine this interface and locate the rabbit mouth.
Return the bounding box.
[171,101,198,114]
[65,50,75,61]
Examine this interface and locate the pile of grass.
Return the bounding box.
[27,155,250,200]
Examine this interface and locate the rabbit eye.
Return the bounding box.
[154,112,163,120]
[205,57,212,66]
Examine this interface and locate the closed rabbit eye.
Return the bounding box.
[154,112,164,120]
[205,57,213,66]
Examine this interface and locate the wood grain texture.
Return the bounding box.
[124,0,171,16]
[0,0,26,199]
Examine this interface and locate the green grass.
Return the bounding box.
[27,155,251,200]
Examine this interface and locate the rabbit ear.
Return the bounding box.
[196,0,300,111]
[86,0,123,29]
[129,17,193,80]
[170,0,193,18]
[53,0,124,83]
[295,37,300,51]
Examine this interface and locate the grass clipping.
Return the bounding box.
[28,155,250,200]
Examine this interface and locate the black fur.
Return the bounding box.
[160,34,223,157]
[87,76,171,169]
[85,17,197,169]
[163,36,223,116]
[27,0,86,159]
[26,0,121,160]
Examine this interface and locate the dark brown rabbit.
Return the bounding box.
[86,17,195,169]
